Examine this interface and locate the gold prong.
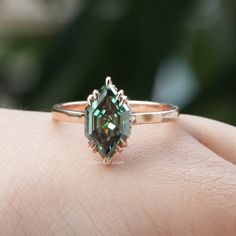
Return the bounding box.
[93,89,100,99]
[116,89,124,100]
[116,145,123,153]
[120,138,128,147]
[105,76,112,87]
[103,157,112,165]
[87,94,94,106]
[88,140,94,147]
[119,95,128,106]
[88,140,97,153]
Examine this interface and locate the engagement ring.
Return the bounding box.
[52,77,179,163]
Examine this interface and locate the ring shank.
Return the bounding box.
[52,101,179,125]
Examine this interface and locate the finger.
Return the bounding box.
[180,115,236,164]
[1,109,236,235]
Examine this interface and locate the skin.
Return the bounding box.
[0,108,235,236]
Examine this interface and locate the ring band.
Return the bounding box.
[52,77,179,163]
[52,101,179,125]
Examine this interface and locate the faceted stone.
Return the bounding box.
[85,83,131,159]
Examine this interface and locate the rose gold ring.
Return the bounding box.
[52,77,179,163]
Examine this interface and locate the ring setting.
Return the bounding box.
[52,77,179,164]
[85,77,132,163]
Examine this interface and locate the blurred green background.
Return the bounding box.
[0,0,235,124]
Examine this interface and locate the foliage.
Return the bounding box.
[0,0,235,124]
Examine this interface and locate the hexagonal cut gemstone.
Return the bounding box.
[85,83,131,159]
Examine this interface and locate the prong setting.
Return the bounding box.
[116,89,128,106]
[105,76,112,88]
[119,138,128,147]
[115,145,123,153]
[115,138,127,153]
[119,95,128,106]
[87,94,94,106]
[116,89,124,100]
[103,157,112,165]
[85,76,131,163]
[93,89,100,100]
[88,140,97,153]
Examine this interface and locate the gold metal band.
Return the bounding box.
[52,100,179,125]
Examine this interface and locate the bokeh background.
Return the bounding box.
[0,0,235,124]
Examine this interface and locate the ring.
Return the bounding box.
[52,77,179,163]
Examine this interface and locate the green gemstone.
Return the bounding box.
[85,83,131,159]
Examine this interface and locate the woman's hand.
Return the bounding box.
[0,108,235,236]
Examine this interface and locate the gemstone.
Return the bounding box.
[85,83,131,160]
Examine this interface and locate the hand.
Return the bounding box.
[0,108,235,236]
